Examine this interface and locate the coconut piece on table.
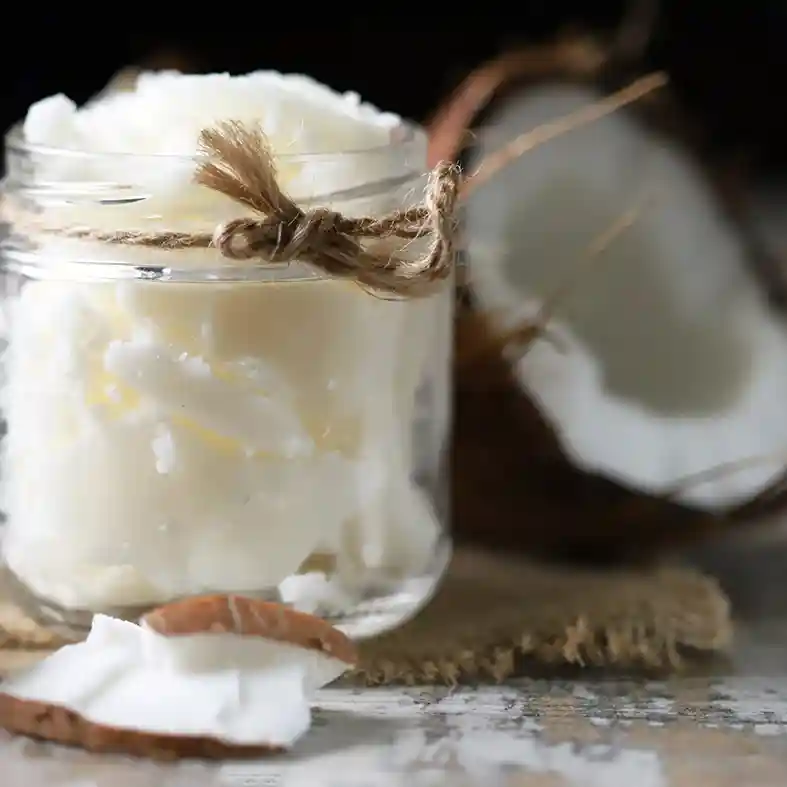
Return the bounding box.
[0,596,356,760]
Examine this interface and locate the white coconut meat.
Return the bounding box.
[0,612,351,749]
[464,83,787,510]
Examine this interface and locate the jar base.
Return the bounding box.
[326,540,452,640]
[0,539,451,643]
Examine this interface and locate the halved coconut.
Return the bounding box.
[0,595,356,759]
[436,34,787,560]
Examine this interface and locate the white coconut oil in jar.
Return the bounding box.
[0,71,453,639]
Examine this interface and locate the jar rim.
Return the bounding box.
[4,121,426,164]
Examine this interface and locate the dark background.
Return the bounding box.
[2,1,787,172]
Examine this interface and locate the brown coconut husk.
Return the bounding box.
[433,29,787,564]
[454,303,787,565]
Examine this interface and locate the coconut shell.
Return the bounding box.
[141,595,357,666]
[0,694,284,760]
[437,33,787,564]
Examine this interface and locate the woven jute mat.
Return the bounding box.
[0,549,731,683]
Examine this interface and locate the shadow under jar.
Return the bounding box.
[0,124,452,641]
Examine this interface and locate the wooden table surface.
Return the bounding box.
[3,535,787,786]
[2,658,787,786]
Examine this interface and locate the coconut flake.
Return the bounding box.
[0,603,354,753]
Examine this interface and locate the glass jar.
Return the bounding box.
[0,123,452,640]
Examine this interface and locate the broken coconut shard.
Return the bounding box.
[0,70,454,639]
[0,596,357,759]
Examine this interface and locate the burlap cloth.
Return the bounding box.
[0,549,730,683]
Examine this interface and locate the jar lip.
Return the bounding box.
[4,121,426,164]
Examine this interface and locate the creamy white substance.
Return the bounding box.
[2,614,348,747]
[0,70,448,611]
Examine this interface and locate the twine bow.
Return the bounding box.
[197,122,460,297]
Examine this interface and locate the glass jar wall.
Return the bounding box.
[0,125,452,640]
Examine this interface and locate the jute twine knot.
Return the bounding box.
[199,123,459,297]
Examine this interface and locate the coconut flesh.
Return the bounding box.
[0,610,352,750]
[463,82,787,511]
